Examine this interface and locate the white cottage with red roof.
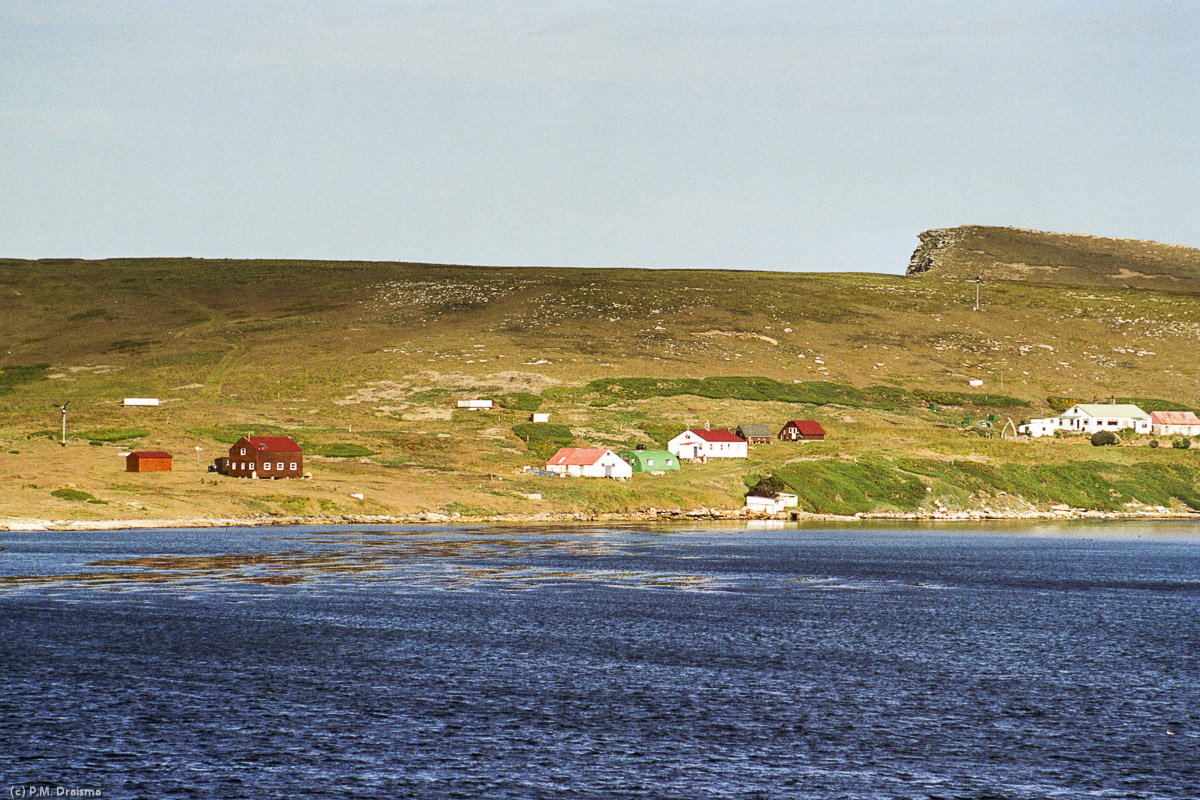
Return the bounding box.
[545,447,633,479]
[667,428,747,461]
[227,436,304,479]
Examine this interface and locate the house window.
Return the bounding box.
[264,462,271,471]
[277,462,284,470]
[290,463,297,470]
[240,448,246,455]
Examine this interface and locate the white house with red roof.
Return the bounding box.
[545,447,633,479]
[667,428,747,461]
[1150,411,1200,436]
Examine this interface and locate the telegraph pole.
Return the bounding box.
[973,276,981,312]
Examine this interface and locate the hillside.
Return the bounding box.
[908,226,1200,293]
[1,226,1199,526]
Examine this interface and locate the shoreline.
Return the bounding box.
[3,506,1198,532]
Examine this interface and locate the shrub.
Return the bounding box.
[1091,431,1118,447]
[51,488,95,502]
[1173,437,1192,450]
[512,422,574,460]
[496,392,543,412]
[746,474,787,499]
[1047,396,1083,413]
[1150,439,1160,448]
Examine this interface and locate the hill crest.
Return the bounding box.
[907,226,1200,292]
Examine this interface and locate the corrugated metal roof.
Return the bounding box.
[548,447,611,466]
[1150,410,1200,425]
[736,424,774,438]
[130,451,172,458]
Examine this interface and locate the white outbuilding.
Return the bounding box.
[545,447,633,479]
[1150,411,1200,437]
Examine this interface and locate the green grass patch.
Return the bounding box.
[912,389,1029,408]
[443,501,498,517]
[577,377,916,410]
[308,443,376,458]
[0,363,50,394]
[259,495,312,515]
[187,424,289,444]
[77,427,149,443]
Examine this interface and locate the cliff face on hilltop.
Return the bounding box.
[907,226,1200,293]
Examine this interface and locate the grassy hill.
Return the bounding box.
[2,226,1199,525]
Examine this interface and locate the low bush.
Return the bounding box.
[1091,431,1118,447]
[51,488,96,502]
[746,474,787,499]
[1150,439,1160,448]
[1173,437,1192,450]
[512,422,574,460]
[496,392,543,412]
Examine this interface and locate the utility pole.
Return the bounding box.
[973,276,981,312]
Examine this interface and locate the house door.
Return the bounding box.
[604,465,613,478]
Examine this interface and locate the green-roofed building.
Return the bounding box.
[617,449,680,474]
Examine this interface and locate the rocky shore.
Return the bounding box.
[3,504,1197,532]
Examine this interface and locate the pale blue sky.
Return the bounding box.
[2,1,1196,272]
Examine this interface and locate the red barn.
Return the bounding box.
[779,420,826,441]
[227,436,304,479]
[126,451,173,472]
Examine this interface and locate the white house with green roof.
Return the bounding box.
[1020,402,1151,438]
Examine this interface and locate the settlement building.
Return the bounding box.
[667,429,747,461]
[735,424,774,444]
[1150,411,1200,437]
[227,436,304,479]
[545,447,633,479]
[779,420,827,441]
[126,451,172,472]
[617,449,680,474]
[1020,403,1152,438]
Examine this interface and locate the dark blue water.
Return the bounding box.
[2,522,1198,798]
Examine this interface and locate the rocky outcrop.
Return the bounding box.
[906,227,964,276]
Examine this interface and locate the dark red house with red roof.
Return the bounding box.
[226,436,304,479]
[779,420,826,441]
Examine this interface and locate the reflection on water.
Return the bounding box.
[1,522,1198,798]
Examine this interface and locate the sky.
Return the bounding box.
[1,1,1197,273]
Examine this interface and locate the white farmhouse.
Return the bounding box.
[1020,403,1151,438]
[545,447,633,479]
[667,428,748,460]
[1150,411,1200,437]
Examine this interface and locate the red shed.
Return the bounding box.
[126,451,173,472]
[227,436,304,479]
[779,420,826,441]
